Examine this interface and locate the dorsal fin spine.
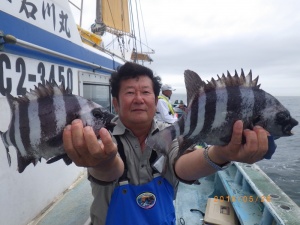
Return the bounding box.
[6,81,70,105]
[184,69,261,99]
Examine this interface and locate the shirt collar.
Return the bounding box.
[111,116,159,136]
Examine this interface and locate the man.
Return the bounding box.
[63,62,269,225]
[156,84,178,123]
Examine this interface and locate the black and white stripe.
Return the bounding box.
[210,87,227,130]
[148,69,298,156]
[224,86,242,125]
[176,85,255,146]
[7,86,80,158]
[18,97,31,155]
[2,82,117,172]
[240,87,255,126]
[13,102,27,157]
[253,89,266,119]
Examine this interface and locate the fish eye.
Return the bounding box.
[92,108,103,119]
[276,111,290,123]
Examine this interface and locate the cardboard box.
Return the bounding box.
[203,198,238,225]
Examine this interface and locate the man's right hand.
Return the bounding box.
[63,119,124,181]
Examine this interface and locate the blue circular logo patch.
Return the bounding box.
[136,192,156,209]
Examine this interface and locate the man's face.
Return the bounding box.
[163,90,172,98]
[113,75,157,128]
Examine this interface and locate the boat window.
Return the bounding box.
[83,83,112,113]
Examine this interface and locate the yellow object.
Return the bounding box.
[77,25,102,47]
[130,51,153,62]
[102,0,130,33]
[158,95,175,115]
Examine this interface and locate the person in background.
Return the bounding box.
[178,103,187,111]
[156,84,178,123]
[63,62,270,225]
[178,100,187,114]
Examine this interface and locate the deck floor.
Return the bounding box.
[29,164,300,225]
[29,172,219,225]
[175,176,216,225]
[29,172,92,225]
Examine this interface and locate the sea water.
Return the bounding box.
[257,96,300,207]
[171,94,300,206]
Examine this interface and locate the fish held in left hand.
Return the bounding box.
[147,69,298,156]
[0,81,116,173]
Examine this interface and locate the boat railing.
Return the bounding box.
[77,28,127,63]
[176,162,300,225]
[216,162,300,225]
[0,32,115,73]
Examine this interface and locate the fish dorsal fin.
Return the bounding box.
[207,69,260,89]
[184,70,206,103]
[184,69,260,100]
[15,81,71,103]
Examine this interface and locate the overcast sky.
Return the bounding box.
[72,0,300,96]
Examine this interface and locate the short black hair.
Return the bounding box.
[110,62,161,99]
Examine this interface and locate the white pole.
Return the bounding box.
[80,0,83,27]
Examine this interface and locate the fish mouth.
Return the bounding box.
[283,128,293,136]
[282,118,299,136]
[105,121,117,132]
[283,125,295,136]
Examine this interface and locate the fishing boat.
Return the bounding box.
[1,1,299,225]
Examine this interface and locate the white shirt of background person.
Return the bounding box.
[156,84,178,124]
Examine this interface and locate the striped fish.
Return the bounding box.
[147,69,298,156]
[0,81,115,173]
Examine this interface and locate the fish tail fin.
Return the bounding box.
[146,125,178,155]
[0,130,32,172]
[0,130,11,166]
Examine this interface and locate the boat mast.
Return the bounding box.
[91,0,106,36]
[89,0,154,63]
[95,0,102,25]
